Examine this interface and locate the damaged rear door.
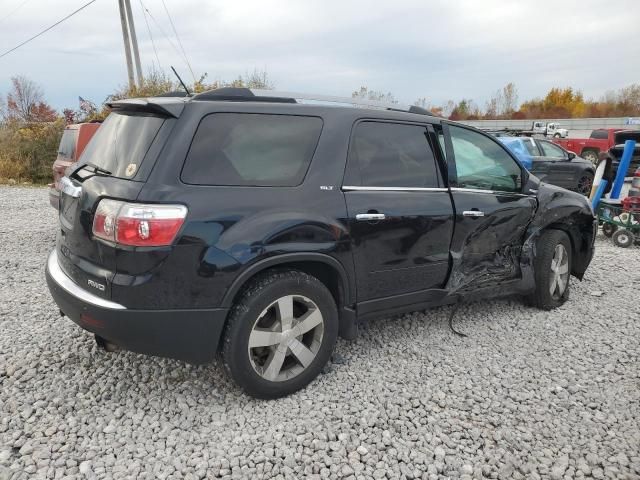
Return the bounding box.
[442,124,536,292]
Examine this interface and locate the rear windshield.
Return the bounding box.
[78,112,164,178]
[181,113,323,186]
[58,129,78,160]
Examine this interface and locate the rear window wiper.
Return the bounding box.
[79,162,112,176]
[71,162,113,182]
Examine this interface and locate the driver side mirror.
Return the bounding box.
[567,152,576,160]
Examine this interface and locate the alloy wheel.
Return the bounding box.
[549,244,569,299]
[577,175,593,195]
[248,295,324,382]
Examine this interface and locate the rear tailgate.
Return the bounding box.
[55,107,175,303]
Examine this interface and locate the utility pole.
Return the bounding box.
[117,0,135,90]
[124,0,144,87]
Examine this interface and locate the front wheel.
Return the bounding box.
[576,172,594,196]
[222,269,338,399]
[528,230,572,310]
[612,229,634,248]
[553,133,561,138]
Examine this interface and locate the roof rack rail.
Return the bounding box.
[192,87,434,116]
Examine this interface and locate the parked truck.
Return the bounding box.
[485,121,568,138]
[49,122,100,208]
[553,128,623,164]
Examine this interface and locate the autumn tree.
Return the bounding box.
[3,75,57,122]
[449,99,481,120]
[501,82,518,117]
[484,82,519,119]
[352,86,397,104]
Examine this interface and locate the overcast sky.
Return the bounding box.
[1,0,638,111]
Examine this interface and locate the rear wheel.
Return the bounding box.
[581,149,599,164]
[612,229,634,248]
[222,269,338,399]
[576,172,594,196]
[553,133,561,138]
[602,222,617,238]
[528,230,571,310]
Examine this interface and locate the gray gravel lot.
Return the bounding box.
[0,185,639,480]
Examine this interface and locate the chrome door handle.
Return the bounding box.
[462,210,485,217]
[356,213,386,221]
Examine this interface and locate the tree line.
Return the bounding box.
[1,72,639,184]
[353,82,640,120]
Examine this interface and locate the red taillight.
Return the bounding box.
[92,199,187,247]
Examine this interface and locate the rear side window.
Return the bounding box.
[590,130,608,139]
[58,129,77,160]
[182,113,323,186]
[79,112,164,178]
[345,121,440,188]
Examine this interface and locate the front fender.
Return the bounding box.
[522,183,596,287]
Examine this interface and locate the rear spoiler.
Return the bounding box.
[106,97,187,118]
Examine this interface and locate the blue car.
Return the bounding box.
[497,137,534,170]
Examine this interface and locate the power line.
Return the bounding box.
[0,0,34,25]
[138,0,161,71]
[0,0,98,60]
[160,0,196,83]
[138,0,192,79]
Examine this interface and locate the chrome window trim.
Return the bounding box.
[342,186,448,192]
[47,250,125,310]
[450,187,529,196]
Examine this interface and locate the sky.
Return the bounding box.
[0,0,639,111]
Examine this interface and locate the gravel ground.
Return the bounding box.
[0,185,639,480]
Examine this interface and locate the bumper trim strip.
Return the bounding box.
[47,250,125,310]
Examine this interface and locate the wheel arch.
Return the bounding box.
[221,253,353,310]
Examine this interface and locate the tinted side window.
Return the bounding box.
[182,114,322,186]
[448,125,522,192]
[58,129,77,160]
[539,141,566,158]
[346,122,440,188]
[590,129,608,140]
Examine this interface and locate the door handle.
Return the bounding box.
[356,213,386,221]
[462,210,485,217]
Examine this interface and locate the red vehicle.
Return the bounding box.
[553,128,623,164]
[49,122,100,208]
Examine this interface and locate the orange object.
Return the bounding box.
[49,122,100,208]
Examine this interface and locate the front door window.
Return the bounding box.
[448,125,523,193]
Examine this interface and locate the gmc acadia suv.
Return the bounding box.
[45,88,596,398]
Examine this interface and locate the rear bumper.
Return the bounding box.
[45,249,227,364]
[48,187,59,209]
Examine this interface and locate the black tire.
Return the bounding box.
[553,133,561,138]
[527,230,572,310]
[222,269,338,399]
[612,229,634,248]
[576,171,594,196]
[602,222,617,238]
[581,149,599,164]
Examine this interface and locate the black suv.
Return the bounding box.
[46,88,596,398]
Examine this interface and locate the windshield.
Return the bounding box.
[78,112,164,178]
[58,129,77,160]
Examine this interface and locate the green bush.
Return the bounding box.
[0,119,64,184]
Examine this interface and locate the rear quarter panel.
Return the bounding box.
[127,103,357,309]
